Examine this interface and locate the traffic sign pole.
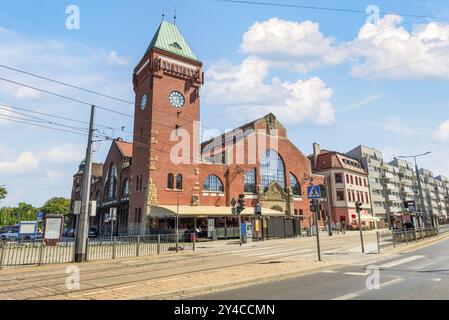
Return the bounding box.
[314,199,322,262]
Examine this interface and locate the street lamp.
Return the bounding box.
[394,152,432,228]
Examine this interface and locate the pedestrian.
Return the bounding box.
[341,221,346,234]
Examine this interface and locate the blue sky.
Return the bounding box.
[1,0,449,207]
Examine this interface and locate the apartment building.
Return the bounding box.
[346,146,389,226]
[435,175,449,218]
[419,169,440,219]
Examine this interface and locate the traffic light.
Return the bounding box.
[355,201,363,213]
[237,194,246,214]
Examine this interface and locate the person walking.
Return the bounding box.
[341,220,346,234]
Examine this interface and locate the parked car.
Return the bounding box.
[0,232,19,241]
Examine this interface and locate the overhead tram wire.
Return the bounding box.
[258,48,449,106]
[0,103,134,135]
[0,64,133,105]
[216,0,449,21]
[0,64,215,131]
[0,115,89,137]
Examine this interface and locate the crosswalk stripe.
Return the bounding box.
[344,272,370,276]
[379,255,426,268]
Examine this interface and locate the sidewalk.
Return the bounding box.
[0,230,441,300]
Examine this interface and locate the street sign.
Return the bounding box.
[110,208,117,222]
[74,201,81,215]
[19,221,38,238]
[37,211,44,222]
[307,186,321,200]
[104,213,110,223]
[89,201,97,217]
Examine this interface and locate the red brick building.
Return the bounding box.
[70,20,324,237]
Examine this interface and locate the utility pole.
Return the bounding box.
[324,177,333,236]
[176,192,180,253]
[314,199,322,262]
[75,105,96,263]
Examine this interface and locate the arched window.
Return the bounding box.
[176,174,183,190]
[290,173,301,196]
[261,149,286,189]
[167,173,174,189]
[106,163,117,200]
[204,175,224,192]
[244,168,257,194]
[122,179,130,197]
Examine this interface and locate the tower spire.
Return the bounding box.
[162,13,165,21]
[174,6,177,25]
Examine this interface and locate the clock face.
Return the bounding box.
[140,95,147,111]
[169,91,185,108]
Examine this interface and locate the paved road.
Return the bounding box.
[192,236,449,300]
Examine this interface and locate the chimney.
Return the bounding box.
[313,143,321,168]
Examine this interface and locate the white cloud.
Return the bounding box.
[382,117,415,137]
[107,51,130,66]
[203,57,335,125]
[11,87,41,100]
[0,152,39,174]
[349,15,449,80]
[433,120,449,143]
[241,18,346,73]
[238,16,449,80]
[43,143,84,163]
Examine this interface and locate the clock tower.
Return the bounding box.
[129,20,203,235]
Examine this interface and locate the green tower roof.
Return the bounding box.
[146,21,200,63]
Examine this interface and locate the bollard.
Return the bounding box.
[0,243,4,270]
[112,237,116,260]
[136,236,140,257]
[392,231,396,248]
[193,233,196,252]
[376,232,381,254]
[157,234,161,255]
[38,243,44,266]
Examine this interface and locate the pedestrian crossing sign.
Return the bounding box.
[307,186,321,199]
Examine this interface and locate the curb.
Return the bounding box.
[140,263,336,300]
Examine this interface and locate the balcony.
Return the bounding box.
[383,172,394,180]
[387,195,400,202]
[402,187,413,193]
[385,183,397,191]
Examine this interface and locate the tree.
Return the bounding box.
[41,197,71,217]
[0,185,7,204]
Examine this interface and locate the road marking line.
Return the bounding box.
[344,272,370,276]
[333,293,360,300]
[332,278,404,300]
[431,278,442,282]
[379,255,426,268]
[322,270,338,274]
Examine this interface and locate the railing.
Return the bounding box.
[0,233,195,269]
[376,227,440,253]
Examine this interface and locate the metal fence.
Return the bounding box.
[376,227,440,253]
[0,233,195,269]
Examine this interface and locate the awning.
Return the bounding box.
[149,205,286,218]
[354,214,381,222]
